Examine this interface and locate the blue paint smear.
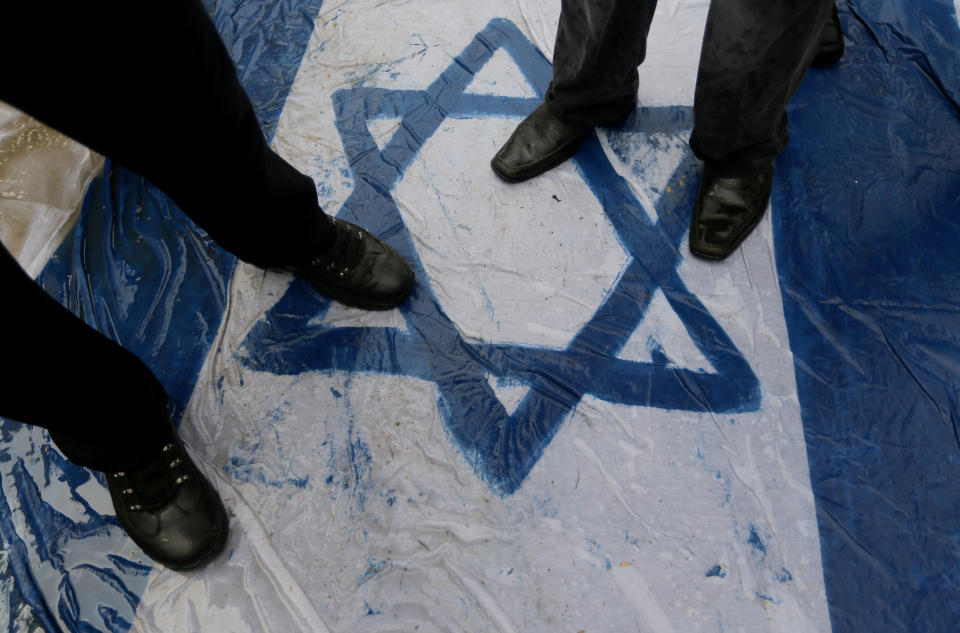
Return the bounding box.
[239,18,760,497]
[775,1,960,631]
[320,427,373,512]
[1,1,326,630]
[357,558,389,586]
[97,606,132,633]
[746,525,767,557]
[226,453,311,490]
[706,565,727,578]
[106,556,152,578]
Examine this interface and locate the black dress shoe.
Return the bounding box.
[108,429,228,571]
[282,218,415,310]
[491,103,592,182]
[689,164,774,260]
[812,4,844,67]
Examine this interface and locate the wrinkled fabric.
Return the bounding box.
[0,1,958,633]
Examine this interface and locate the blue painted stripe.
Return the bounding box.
[775,1,960,631]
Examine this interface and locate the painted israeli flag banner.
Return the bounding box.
[2,1,959,632]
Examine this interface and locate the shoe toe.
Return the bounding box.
[112,469,228,571]
[152,485,228,570]
[283,221,415,310]
[690,170,773,260]
[691,202,758,258]
[491,103,589,182]
[358,234,416,305]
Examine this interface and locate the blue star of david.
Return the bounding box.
[240,18,760,495]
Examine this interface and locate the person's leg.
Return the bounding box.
[491,0,657,182]
[548,0,658,126]
[691,0,833,170]
[687,0,834,259]
[0,248,168,473]
[1,0,413,309]
[0,245,227,570]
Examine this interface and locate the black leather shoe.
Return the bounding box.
[812,4,844,67]
[108,429,228,571]
[689,164,774,260]
[283,218,415,310]
[491,103,592,182]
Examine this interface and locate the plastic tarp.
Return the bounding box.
[1,1,958,632]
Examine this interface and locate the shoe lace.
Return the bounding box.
[308,219,365,279]
[111,443,192,511]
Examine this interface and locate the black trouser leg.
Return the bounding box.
[689,0,835,171]
[0,0,334,268]
[546,0,834,169]
[0,247,170,473]
[547,0,659,126]
[0,0,337,471]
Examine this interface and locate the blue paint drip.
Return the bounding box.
[107,556,152,578]
[746,526,767,556]
[226,453,311,490]
[357,558,389,586]
[319,427,373,512]
[98,606,133,633]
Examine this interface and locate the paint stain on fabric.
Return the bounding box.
[775,567,793,583]
[357,558,390,586]
[747,525,767,556]
[226,451,311,490]
[321,426,373,512]
[706,565,727,578]
[585,538,612,570]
